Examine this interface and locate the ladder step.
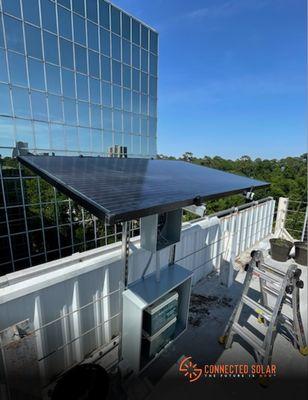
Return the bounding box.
[232,322,265,356]
[262,285,292,306]
[262,285,280,297]
[242,295,273,321]
[252,268,282,286]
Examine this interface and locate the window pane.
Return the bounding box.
[149,136,156,155]
[149,76,157,97]
[141,136,148,154]
[149,117,156,136]
[0,117,14,150]
[12,86,31,118]
[90,78,100,104]
[122,13,130,41]
[50,124,65,150]
[78,102,89,126]
[122,65,131,89]
[123,111,131,131]
[31,90,47,120]
[132,114,140,134]
[0,84,12,116]
[122,39,131,65]
[87,21,99,51]
[34,121,49,150]
[86,0,98,23]
[62,69,75,98]
[141,94,148,114]
[111,7,120,35]
[123,89,131,112]
[76,73,88,101]
[141,72,148,94]
[132,69,140,92]
[99,1,110,29]
[15,119,34,148]
[132,45,140,69]
[25,24,43,59]
[0,18,4,48]
[133,135,140,154]
[73,14,86,46]
[22,0,40,26]
[2,0,21,18]
[4,15,24,53]
[112,60,121,85]
[79,127,91,152]
[8,52,27,87]
[41,0,57,33]
[48,95,63,122]
[43,31,59,64]
[66,126,79,151]
[103,108,112,130]
[58,0,71,8]
[28,59,45,91]
[63,98,77,125]
[60,39,74,69]
[102,82,111,107]
[113,110,122,131]
[100,28,110,56]
[58,6,72,39]
[141,116,148,136]
[132,92,140,113]
[75,44,87,74]
[90,105,101,129]
[102,130,113,152]
[149,97,157,117]
[132,20,140,45]
[0,49,8,82]
[150,31,158,54]
[141,26,148,50]
[46,64,61,94]
[73,0,85,16]
[92,129,102,152]
[113,85,121,109]
[112,34,121,61]
[101,56,110,82]
[141,50,148,72]
[89,50,99,78]
[150,54,158,76]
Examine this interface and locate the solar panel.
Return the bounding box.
[18,156,269,224]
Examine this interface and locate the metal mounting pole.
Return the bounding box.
[168,244,176,266]
[121,221,130,289]
[118,221,130,364]
[155,250,160,283]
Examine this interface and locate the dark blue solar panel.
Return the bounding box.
[18,156,269,224]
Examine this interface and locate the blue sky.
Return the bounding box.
[113,0,306,159]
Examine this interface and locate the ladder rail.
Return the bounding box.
[220,250,307,366]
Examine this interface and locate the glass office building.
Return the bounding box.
[0,0,158,274]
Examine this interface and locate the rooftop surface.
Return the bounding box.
[126,238,307,400]
[18,156,269,224]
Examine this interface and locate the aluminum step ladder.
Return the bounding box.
[219,250,308,366]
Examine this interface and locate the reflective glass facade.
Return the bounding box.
[0,0,158,274]
[0,0,158,157]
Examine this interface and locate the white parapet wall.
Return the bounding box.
[0,198,275,394]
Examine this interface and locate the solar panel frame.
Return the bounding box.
[18,156,269,224]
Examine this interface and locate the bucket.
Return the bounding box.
[294,241,308,266]
[269,238,293,262]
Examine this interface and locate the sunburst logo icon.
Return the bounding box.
[179,356,203,382]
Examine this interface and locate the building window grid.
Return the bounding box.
[0,0,156,272]
[0,163,140,271]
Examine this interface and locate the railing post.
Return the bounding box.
[301,206,308,241]
[275,197,289,237]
